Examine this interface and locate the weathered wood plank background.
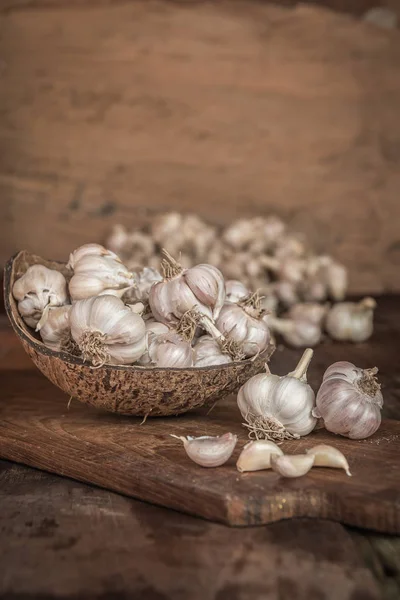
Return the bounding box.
[1,0,400,293]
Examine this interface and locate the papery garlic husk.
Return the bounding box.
[67,243,121,270]
[147,331,194,368]
[225,280,250,304]
[149,250,225,324]
[236,440,283,472]
[267,315,322,348]
[271,454,315,478]
[194,335,232,367]
[13,265,69,328]
[314,360,383,439]
[70,295,146,366]
[274,280,299,307]
[215,294,271,358]
[325,298,376,342]
[172,432,237,467]
[68,250,135,301]
[238,348,317,442]
[36,305,77,354]
[123,267,162,304]
[305,444,351,476]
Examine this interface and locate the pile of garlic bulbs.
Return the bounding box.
[13,243,272,368]
[106,212,377,347]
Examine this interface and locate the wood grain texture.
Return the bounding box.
[1,370,399,532]
[0,462,383,600]
[1,1,400,293]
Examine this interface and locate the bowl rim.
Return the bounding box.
[4,250,275,373]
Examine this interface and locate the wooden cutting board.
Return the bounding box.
[1,370,400,533]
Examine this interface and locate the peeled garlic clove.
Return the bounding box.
[270,454,315,478]
[236,440,283,472]
[305,444,351,476]
[172,433,237,467]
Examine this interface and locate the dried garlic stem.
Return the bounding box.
[160,248,183,279]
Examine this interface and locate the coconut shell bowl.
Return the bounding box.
[4,251,274,417]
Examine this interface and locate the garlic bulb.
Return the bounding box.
[194,335,232,367]
[305,445,351,476]
[271,454,315,478]
[314,361,383,439]
[147,331,194,368]
[13,265,68,328]
[149,250,225,324]
[325,298,376,342]
[267,316,322,348]
[133,267,162,302]
[70,295,146,366]
[274,281,299,307]
[225,280,250,304]
[236,440,283,472]
[237,348,317,442]
[68,247,135,301]
[288,303,329,326]
[137,319,170,365]
[215,294,271,358]
[172,433,237,467]
[36,305,76,353]
[67,243,121,270]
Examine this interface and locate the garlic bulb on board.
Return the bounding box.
[13,265,68,328]
[36,305,77,354]
[193,335,232,367]
[325,298,376,342]
[172,433,237,467]
[237,348,317,442]
[147,331,194,368]
[236,440,283,472]
[267,315,322,348]
[225,280,250,304]
[149,250,225,324]
[314,361,383,439]
[215,293,271,358]
[70,295,146,366]
[271,454,315,478]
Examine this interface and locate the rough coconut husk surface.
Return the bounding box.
[5,251,275,417]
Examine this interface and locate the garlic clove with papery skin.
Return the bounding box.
[171,433,237,467]
[36,305,76,354]
[270,454,315,478]
[148,331,194,368]
[67,243,121,270]
[305,445,351,476]
[236,440,283,472]
[193,335,232,367]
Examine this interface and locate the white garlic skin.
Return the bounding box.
[215,302,270,358]
[148,332,194,368]
[271,454,315,478]
[268,315,322,348]
[194,335,232,367]
[314,361,383,439]
[67,243,121,270]
[69,253,135,301]
[325,298,376,342]
[173,433,237,467]
[288,303,328,327]
[137,319,170,366]
[36,305,72,352]
[13,265,68,328]
[237,349,317,437]
[225,280,250,304]
[305,444,351,476]
[236,440,283,472]
[70,295,146,365]
[149,256,225,325]
[133,267,163,302]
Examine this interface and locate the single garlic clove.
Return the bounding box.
[236,440,283,472]
[270,454,315,478]
[171,433,237,467]
[305,444,352,476]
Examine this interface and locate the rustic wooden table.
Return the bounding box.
[0,298,399,600]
